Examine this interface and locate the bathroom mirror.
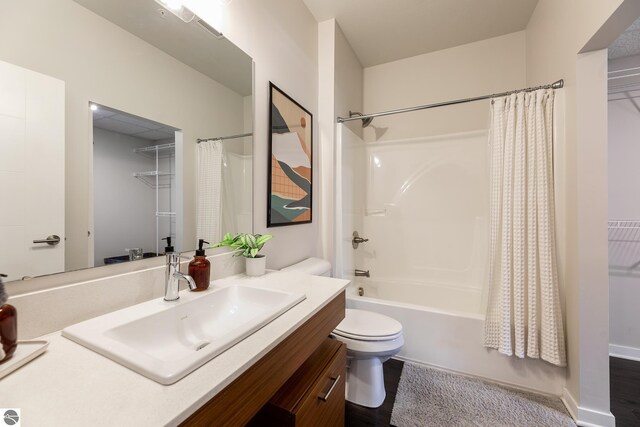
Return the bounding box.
[0,0,253,283]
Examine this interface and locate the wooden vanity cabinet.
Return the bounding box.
[180,292,345,427]
[250,338,346,426]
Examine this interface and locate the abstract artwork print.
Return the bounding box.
[268,83,312,226]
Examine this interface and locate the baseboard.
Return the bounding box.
[609,344,640,362]
[562,388,615,427]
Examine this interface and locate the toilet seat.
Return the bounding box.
[334,309,402,340]
[331,333,405,356]
[331,309,405,356]
[332,329,402,342]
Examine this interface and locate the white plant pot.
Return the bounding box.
[245,255,266,276]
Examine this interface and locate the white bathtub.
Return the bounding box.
[344,280,566,396]
[356,278,485,317]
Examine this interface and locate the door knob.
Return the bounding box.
[33,235,61,246]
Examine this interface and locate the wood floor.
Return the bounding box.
[610,356,640,427]
[344,359,404,427]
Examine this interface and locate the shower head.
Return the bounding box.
[349,111,373,128]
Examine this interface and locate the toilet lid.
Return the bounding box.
[334,309,402,339]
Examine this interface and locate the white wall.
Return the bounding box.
[357,131,489,313]
[334,25,364,139]
[608,54,640,360]
[0,0,246,271]
[336,125,366,281]
[363,31,526,141]
[526,1,632,425]
[318,19,337,265]
[318,19,365,267]
[607,100,640,220]
[359,31,525,308]
[92,128,157,266]
[186,0,319,269]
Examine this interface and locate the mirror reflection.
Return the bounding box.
[92,105,179,266]
[0,0,253,282]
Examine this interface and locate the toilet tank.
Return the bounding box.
[280,257,332,277]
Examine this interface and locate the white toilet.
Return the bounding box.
[281,258,404,408]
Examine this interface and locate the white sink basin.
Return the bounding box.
[62,284,306,384]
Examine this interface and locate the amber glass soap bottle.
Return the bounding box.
[0,274,17,364]
[189,239,211,291]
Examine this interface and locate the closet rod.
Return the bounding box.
[609,66,640,75]
[197,132,252,143]
[337,79,564,123]
[608,72,640,81]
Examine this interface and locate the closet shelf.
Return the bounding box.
[608,220,640,230]
[133,142,175,159]
[608,220,640,249]
[133,171,173,189]
[133,171,174,177]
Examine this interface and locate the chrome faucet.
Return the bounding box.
[355,269,370,278]
[164,252,197,301]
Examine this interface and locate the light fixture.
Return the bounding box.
[90,104,98,111]
[154,0,196,23]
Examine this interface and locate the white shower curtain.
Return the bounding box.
[483,89,566,367]
[196,140,223,245]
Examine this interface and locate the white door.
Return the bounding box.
[0,60,65,281]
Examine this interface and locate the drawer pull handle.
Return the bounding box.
[318,375,341,402]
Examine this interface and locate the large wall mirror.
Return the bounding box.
[0,0,253,283]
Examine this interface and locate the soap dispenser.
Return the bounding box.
[189,239,211,291]
[162,236,174,254]
[0,274,17,364]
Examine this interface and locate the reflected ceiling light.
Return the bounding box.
[154,0,196,23]
[90,104,98,111]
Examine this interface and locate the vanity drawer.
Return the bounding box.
[251,338,346,426]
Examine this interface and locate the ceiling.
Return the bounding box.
[93,105,178,141]
[303,0,539,67]
[609,17,640,59]
[73,0,252,96]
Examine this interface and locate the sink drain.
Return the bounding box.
[195,341,210,351]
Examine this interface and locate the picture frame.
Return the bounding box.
[267,82,313,227]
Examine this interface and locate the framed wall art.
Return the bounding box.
[267,82,312,227]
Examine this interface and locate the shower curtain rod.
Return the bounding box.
[337,79,564,123]
[197,132,252,143]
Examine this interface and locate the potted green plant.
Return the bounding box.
[212,232,273,276]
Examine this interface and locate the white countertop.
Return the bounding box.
[0,271,349,427]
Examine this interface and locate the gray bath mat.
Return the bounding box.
[390,362,575,427]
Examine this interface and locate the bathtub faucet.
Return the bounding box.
[355,269,370,278]
[352,231,369,249]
